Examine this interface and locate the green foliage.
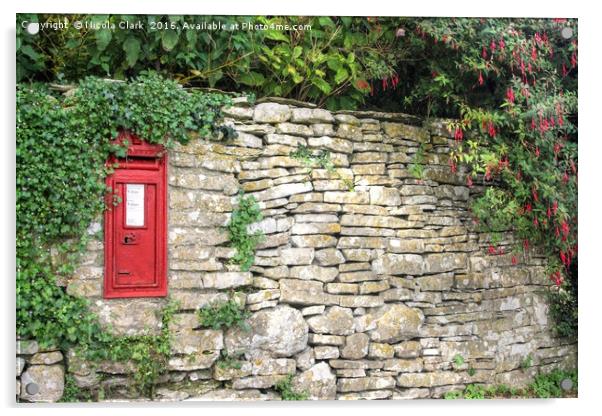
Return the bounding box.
[547,268,578,338]
[467,367,476,377]
[409,143,426,179]
[198,299,251,331]
[398,18,578,336]
[59,374,94,403]
[444,368,577,399]
[453,354,465,367]
[290,145,354,191]
[291,144,335,172]
[16,73,234,399]
[274,374,309,401]
[521,354,533,370]
[17,15,402,110]
[530,369,577,398]
[226,192,265,271]
[215,349,244,370]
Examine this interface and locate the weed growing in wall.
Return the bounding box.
[215,349,244,370]
[444,369,577,399]
[198,299,251,331]
[290,145,355,191]
[226,192,265,271]
[274,374,309,401]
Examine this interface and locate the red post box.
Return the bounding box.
[104,131,168,298]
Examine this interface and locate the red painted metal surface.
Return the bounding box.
[104,131,167,298]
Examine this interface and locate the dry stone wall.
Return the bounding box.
[18,98,576,402]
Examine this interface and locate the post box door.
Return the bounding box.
[104,160,167,298]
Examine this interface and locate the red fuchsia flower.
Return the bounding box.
[490,40,496,53]
[535,146,540,157]
[571,52,577,68]
[482,46,488,59]
[558,115,564,127]
[487,122,496,138]
[531,45,537,60]
[520,59,526,76]
[555,226,560,238]
[552,200,558,215]
[449,159,457,173]
[511,255,518,265]
[391,74,399,89]
[523,239,529,251]
[499,37,505,50]
[498,246,505,255]
[547,206,552,219]
[553,142,562,156]
[562,63,568,77]
[570,159,577,174]
[525,202,532,213]
[560,250,567,266]
[561,220,570,237]
[478,71,484,86]
[382,77,388,91]
[369,82,374,96]
[454,127,464,142]
[484,166,492,181]
[531,118,536,130]
[532,186,539,202]
[562,171,569,184]
[432,70,439,78]
[466,175,473,188]
[550,270,563,286]
[488,245,497,255]
[506,87,515,104]
[533,216,539,227]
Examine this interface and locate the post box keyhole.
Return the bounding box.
[123,232,137,244]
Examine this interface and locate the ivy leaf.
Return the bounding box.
[161,30,179,51]
[207,69,223,88]
[122,37,141,68]
[264,30,289,43]
[311,77,332,94]
[95,29,112,52]
[334,68,349,84]
[19,45,40,61]
[238,71,265,87]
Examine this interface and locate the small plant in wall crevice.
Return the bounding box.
[274,374,309,401]
[290,145,355,191]
[197,299,251,331]
[226,191,265,271]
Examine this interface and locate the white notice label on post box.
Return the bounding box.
[126,184,145,226]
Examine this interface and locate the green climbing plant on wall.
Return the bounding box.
[226,192,265,271]
[16,71,236,398]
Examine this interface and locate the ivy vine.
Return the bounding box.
[16,72,236,398]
